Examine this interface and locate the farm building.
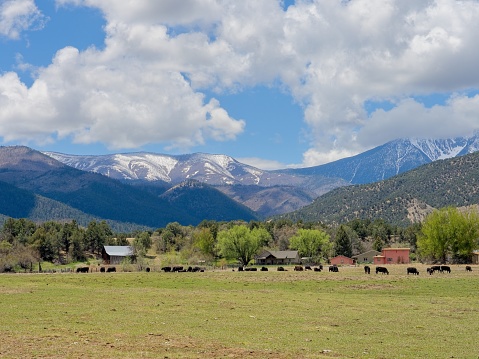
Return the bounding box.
[102,246,134,265]
[352,250,381,264]
[330,255,355,266]
[373,248,410,265]
[472,250,479,264]
[255,250,300,265]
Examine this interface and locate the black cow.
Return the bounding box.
[407,267,419,275]
[329,265,339,272]
[294,265,304,271]
[245,267,257,271]
[261,266,268,271]
[305,266,312,270]
[376,266,389,275]
[440,265,451,273]
[277,266,285,271]
[430,265,441,273]
[161,266,172,272]
[238,266,244,272]
[172,266,184,272]
[106,267,116,272]
[466,266,472,272]
[145,267,151,272]
[364,265,371,274]
[76,266,89,273]
[100,267,106,273]
[313,267,322,272]
[427,267,433,275]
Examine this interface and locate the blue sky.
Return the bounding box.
[1,0,479,169]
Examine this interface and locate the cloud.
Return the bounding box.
[0,0,46,39]
[2,0,479,165]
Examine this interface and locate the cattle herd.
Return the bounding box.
[72,264,474,275]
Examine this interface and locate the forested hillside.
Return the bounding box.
[282,151,479,225]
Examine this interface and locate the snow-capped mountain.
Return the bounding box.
[286,133,479,184]
[43,152,292,186]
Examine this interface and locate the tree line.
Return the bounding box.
[1,206,478,272]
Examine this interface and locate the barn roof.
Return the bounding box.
[256,250,299,260]
[103,246,134,256]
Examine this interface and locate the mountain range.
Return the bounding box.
[0,133,478,229]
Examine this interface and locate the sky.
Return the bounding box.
[1,0,479,170]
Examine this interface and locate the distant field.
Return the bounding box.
[0,264,478,359]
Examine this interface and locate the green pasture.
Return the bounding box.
[0,265,478,359]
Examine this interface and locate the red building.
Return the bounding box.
[330,255,355,266]
[373,248,410,265]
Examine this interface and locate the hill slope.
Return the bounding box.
[282,151,479,226]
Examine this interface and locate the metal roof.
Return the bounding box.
[103,246,134,256]
[256,250,299,260]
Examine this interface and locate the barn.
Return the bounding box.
[373,248,410,265]
[330,255,355,266]
[472,250,479,264]
[102,246,134,265]
[352,250,381,264]
[255,250,300,265]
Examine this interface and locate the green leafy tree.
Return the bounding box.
[133,231,152,257]
[417,207,479,263]
[193,227,216,260]
[289,228,331,263]
[217,225,270,266]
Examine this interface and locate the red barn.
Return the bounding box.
[374,248,410,265]
[330,255,355,266]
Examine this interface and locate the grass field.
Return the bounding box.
[1,264,478,359]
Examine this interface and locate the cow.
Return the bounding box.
[313,267,321,272]
[277,266,285,271]
[238,266,244,272]
[76,266,89,273]
[305,266,312,270]
[245,267,257,271]
[440,265,451,273]
[145,267,151,272]
[106,267,116,272]
[466,266,472,272]
[427,267,433,275]
[294,265,304,271]
[407,267,419,275]
[100,267,106,273]
[261,266,269,271]
[161,266,172,272]
[329,265,339,272]
[376,266,389,275]
[172,266,184,272]
[430,265,441,273]
[364,265,371,274]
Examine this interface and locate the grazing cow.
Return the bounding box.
[245,267,257,271]
[106,267,116,272]
[261,266,268,271]
[466,266,472,272]
[192,266,202,272]
[277,266,285,271]
[313,267,321,272]
[376,266,389,275]
[76,266,89,273]
[161,266,172,272]
[294,265,304,271]
[329,265,339,272]
[364,266,371,274]
[238,266,244,272]
[146,267,150,272]
[427,267,433,275]
[305,266,312,270]
[440,265,451,273]
[100,267,105,273]
[407,267,419,275]
[430,265,441,273]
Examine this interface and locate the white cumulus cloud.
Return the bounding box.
[0,0,46,39]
